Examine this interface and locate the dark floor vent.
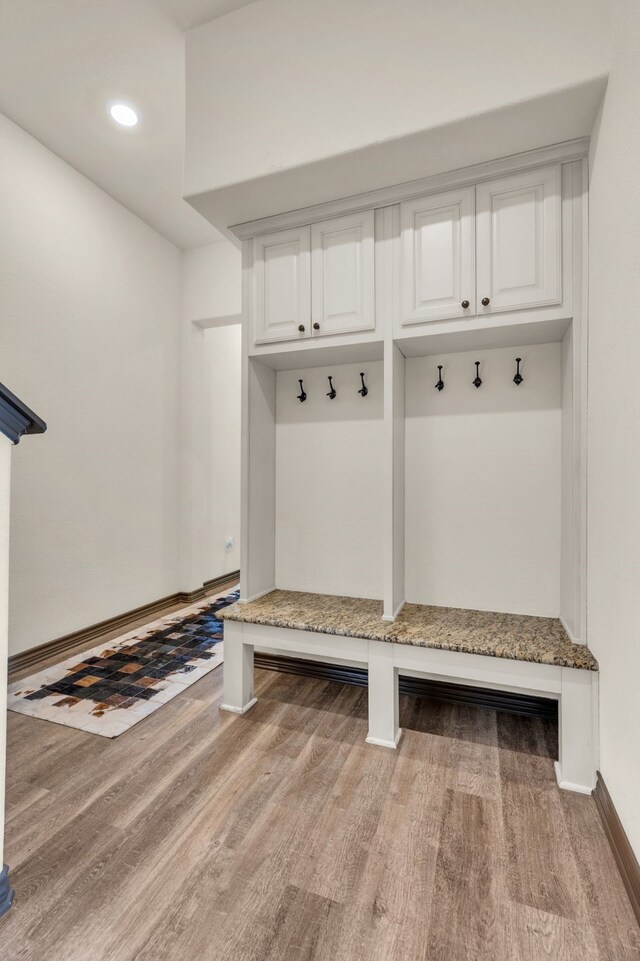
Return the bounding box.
[254,652,558,720]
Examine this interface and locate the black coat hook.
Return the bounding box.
[473,361,482,389]
[435,365,444,392]
[357,372,368,397]
[513,357,523,386]
[297,379,307,403]
[326,375,336,400]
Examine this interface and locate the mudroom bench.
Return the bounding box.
[219,590,598,795]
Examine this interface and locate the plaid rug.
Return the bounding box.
[7,588,239,738]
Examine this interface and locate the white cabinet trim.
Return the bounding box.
[253,226,311,345]
[311,210,375,336]
[232,139,587,240]
[400,186,475,325]
[476,165,562,314]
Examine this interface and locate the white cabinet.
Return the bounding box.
[311,211,375,336]
[252,214,375,347]
[400,187,475,325]
[476,165,561,314]
[253,226,311,344]
[251,163,563,348]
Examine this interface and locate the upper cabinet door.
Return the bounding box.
[476,165,561,314]
[253,226,311,344]
[311,211,375,336]
[400,187,475,325]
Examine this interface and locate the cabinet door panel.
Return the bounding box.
[253,227,310,344]
[311,211,374,336]
[401,187,475,325]
[476,165,561,313]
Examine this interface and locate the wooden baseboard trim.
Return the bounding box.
[8,572,240,679]
[593,772,640,926]
[253,652,558,720]
[204,571,240,593]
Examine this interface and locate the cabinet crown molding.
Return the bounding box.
[231,138,588,241]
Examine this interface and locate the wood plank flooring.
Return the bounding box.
[2,666,639,960]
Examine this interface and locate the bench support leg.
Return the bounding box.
[555,667,598,794]
[366,640,402,749]
[220,622,257,715]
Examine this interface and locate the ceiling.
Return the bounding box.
[157,0,257,30]
[0,0,255,249]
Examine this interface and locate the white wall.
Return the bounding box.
[587,0,640,858]
[182,240,241,323]
[203,324,241,576]
[405,344,562,617]
[0,127,243,655]
[275,361,384,600]
[185,0,609,208]
[179,240,241,592]
[0,113,183,656]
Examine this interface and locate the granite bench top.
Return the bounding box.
[220,590,598,671]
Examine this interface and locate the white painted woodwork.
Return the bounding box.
[366,640,401,748]
[240,355,276,603]
[0,435,11,867]
[476,164,561,313]
[249,338,383,371]
[220,622,257,714]
[560,327,575,638]
[231,140,588,241]
[253,226,310,344]
[397,316,571,359]
[392,644,561,695]
[311,210,374,336]
[404,343,562,617]
[221,618,597,793]
[237,145,589,789]
[274,361,384,601]
[241,152,585,629]
[570,160,588,644]
[242,622,369,664]
[383,342,405,620]
[380,204,405,620]
[400,186,475,325]
[393,160,573,350]
[555,667,599,793]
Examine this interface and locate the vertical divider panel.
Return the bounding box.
[559,163,575,639]
[558,160,586,644]
[560,324,575,635]
[381,205,406,620]
[241,240,277,602]
[574,159,588,643]
[385,343,405,620]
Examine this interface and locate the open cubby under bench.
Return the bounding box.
[219,590,599,794]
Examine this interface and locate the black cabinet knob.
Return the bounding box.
[298,324,305,332]
[461,300,470,309]
[481,297,490,306]
[313,322,320,330]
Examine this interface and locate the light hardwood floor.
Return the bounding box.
[2,666,639,960]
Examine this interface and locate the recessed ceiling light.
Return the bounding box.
[108,102,139,127]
